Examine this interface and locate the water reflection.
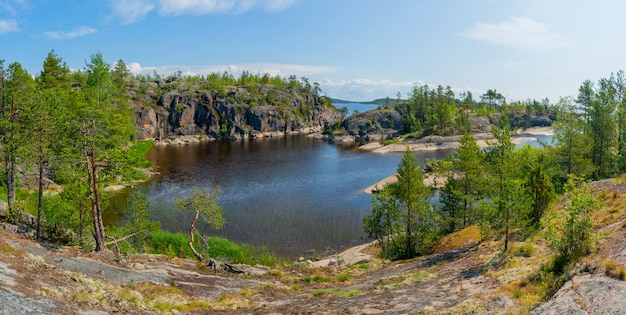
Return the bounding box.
[108,136,452,258]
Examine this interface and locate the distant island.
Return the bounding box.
[330,97,405,106]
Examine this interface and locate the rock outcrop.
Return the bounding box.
[132,83,343,142]
[342,108,404,141]
[321,107,553,143]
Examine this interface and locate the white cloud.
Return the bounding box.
[158,0,235,15]
[459,16,573,50]
[42,25,97,40]
[319,79,487,102]
[262,0,296,12]
[109,0,296,22]
[319,79,419,101]
[0,19,18,34]
[0,0,28,16]
[127,62,336,77]
[110,0,155,24]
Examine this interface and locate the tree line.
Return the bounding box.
[0,50,334,255]
[395,85,551,137]
[1,51,135,251]
[365,71,626,264]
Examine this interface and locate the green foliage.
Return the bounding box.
[148,230,193,258]
[175,187,225,260]
[43,183,92,244]
[545,176,599,265]
[125,140,154,169]
[336,273,351,282]
[514,243,534,257]
[205,237,282,266]
[364,147,436,260]
[439,132,486,233]
[384,139,400,145]
[118,192,160,252]
[176,188,225,230]
[482,116,534,251]
[146,231,282,266]
[363,188,402,258]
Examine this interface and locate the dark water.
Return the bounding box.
[109,136,452,258]
[105,128,551,258]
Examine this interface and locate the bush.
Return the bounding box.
[515,243,534,257]
[604,260,626,280]
[336,273,351,282]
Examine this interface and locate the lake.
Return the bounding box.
[105,111,552,258]
[335,102,380,115]
[107,135,452,258]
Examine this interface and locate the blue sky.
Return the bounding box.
[2,0,625,102]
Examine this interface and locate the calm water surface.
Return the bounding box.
[116,136,452,258]
[105,121,551,258]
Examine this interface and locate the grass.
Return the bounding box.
[514,243,535,257]
[604,259,626,280]
[311,288,361,297]
[125,140,155,169]
[413,271,430,281]
[434,226,481,253]
[147,230,283,267]
[384,139,401,145]
[313,275,331,283]
[336,273,351,282]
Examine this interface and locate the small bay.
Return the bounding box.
[108,134,452,258]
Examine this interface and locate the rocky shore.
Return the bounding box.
[362,126,553,154]
[361,127,553,193]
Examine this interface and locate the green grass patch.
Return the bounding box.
[413,271,430,281]
[313,274,331,283]
[126,140,155,169]
[147,230,283,266]
[384,139,400,145]
[336,273,351,282]
[311,288,360,297]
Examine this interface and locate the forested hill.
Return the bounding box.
[128,72,343,142]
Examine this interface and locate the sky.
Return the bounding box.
[2,0,626,103]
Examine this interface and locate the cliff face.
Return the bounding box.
[132,82,343,141]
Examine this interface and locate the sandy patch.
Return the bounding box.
[309,241,377,267]
[103,185,130,192]
[518,126,554,136]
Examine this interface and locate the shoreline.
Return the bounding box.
[361,126,554,194]
[363,126,553,154]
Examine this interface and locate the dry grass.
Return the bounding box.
[604,259,626,280]
[434,226,481,253]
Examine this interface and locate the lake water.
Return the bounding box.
[108,136,452,258]
[336,102,380,115]
[105,107,552,258]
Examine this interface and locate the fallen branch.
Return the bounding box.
[104,232,138,247]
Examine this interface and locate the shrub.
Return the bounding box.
[604,260,626,280]
[336,273,351,282]
[515,243,534,257]
[313,275,330,283]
